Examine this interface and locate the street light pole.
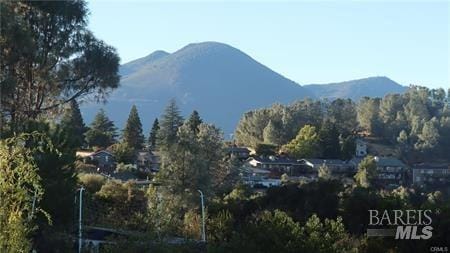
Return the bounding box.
[29,190,37,220]
[197,189,206,243]
[78,187,85,253]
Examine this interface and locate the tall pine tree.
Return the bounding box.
[148,118,160,149]
[122,105,145,150]
[61,100,86,149]
[85,109,117,148]
[186,110,203,134]
[263,120,283,146]
[319,120,341,159]
[158,99,183,148]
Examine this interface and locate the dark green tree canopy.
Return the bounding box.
[354,156,378,188]
[60,100,87,148]
[255,143,278,156]
[235,86,450,162]
[148,118,160,149]
[318,120,341,159]
[186,110,203,134]
[122,105,144,150]
[157,99,183,148]
[281,125,320,159]
[85,109,117,148]
[0,0,120,129]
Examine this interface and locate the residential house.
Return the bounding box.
[300,158,356,176]
[412,163,450,186]
[247,156,305,176]
[136,150,153,171]
[149,151,161,172]
[226,146,251,160]
[241,166,277,188]
[243,155,307,188]
[90,150,115,172]
[373,156,407,187]
[76,150,93,159]
[76,150,115,172]
[355,139,367,157]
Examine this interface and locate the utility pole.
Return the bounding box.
[78,187,85,253]
[197,189,206,243]
[28,190,37,220]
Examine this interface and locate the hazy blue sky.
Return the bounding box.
[87,1,449,88]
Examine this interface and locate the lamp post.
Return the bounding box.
[197,189,206,242]
[28,190,37,220]
[78,187,85,253]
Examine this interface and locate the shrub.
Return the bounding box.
[79,173,106,193]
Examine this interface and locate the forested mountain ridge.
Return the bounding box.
[303,76,407,101]
[235,86,450,163]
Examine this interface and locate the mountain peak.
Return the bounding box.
[182,41,234,50]
[144,50,170,61]
[99,42,313,133]
[172,41,246,61]
[120,50,170,77]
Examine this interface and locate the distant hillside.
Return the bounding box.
[304,76,407,101]
[81,42,313,135]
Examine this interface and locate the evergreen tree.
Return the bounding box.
[148,118,160,149]
[85,109,117,148]
[415,118,440,152]
[61,100,86,148]
[158,122,224,196]
[122,105,145,150]
[255,143,278,156]
[318,164,332,180]
[357,97,382,135]
[327,98,358,135]
[379,94,404,140]
[186,110,203,134]
[263,120,283,146]
[158,99,183,148]
[354,156,378,188]
[110,142,135,164]
[340,135,356,161]
[319,120,341,159]
[397,130,409,145]
[281,125,319,158]
[397,130,410,156]
[439,117,450,159]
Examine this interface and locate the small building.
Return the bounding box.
[242,167,271,187]
[136,150,153,171]
[349,157,364,169]
[412,163,450,186]
[76,150,94,159]
[149,151,161,172]
[355,139,367,157]
[373,156,407,187]
[243,156,313,187]
[90,150,115,172]
[76,150,115,172]
[299,158,356,175]
[226,146,251,160]
[247,156,304,176]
